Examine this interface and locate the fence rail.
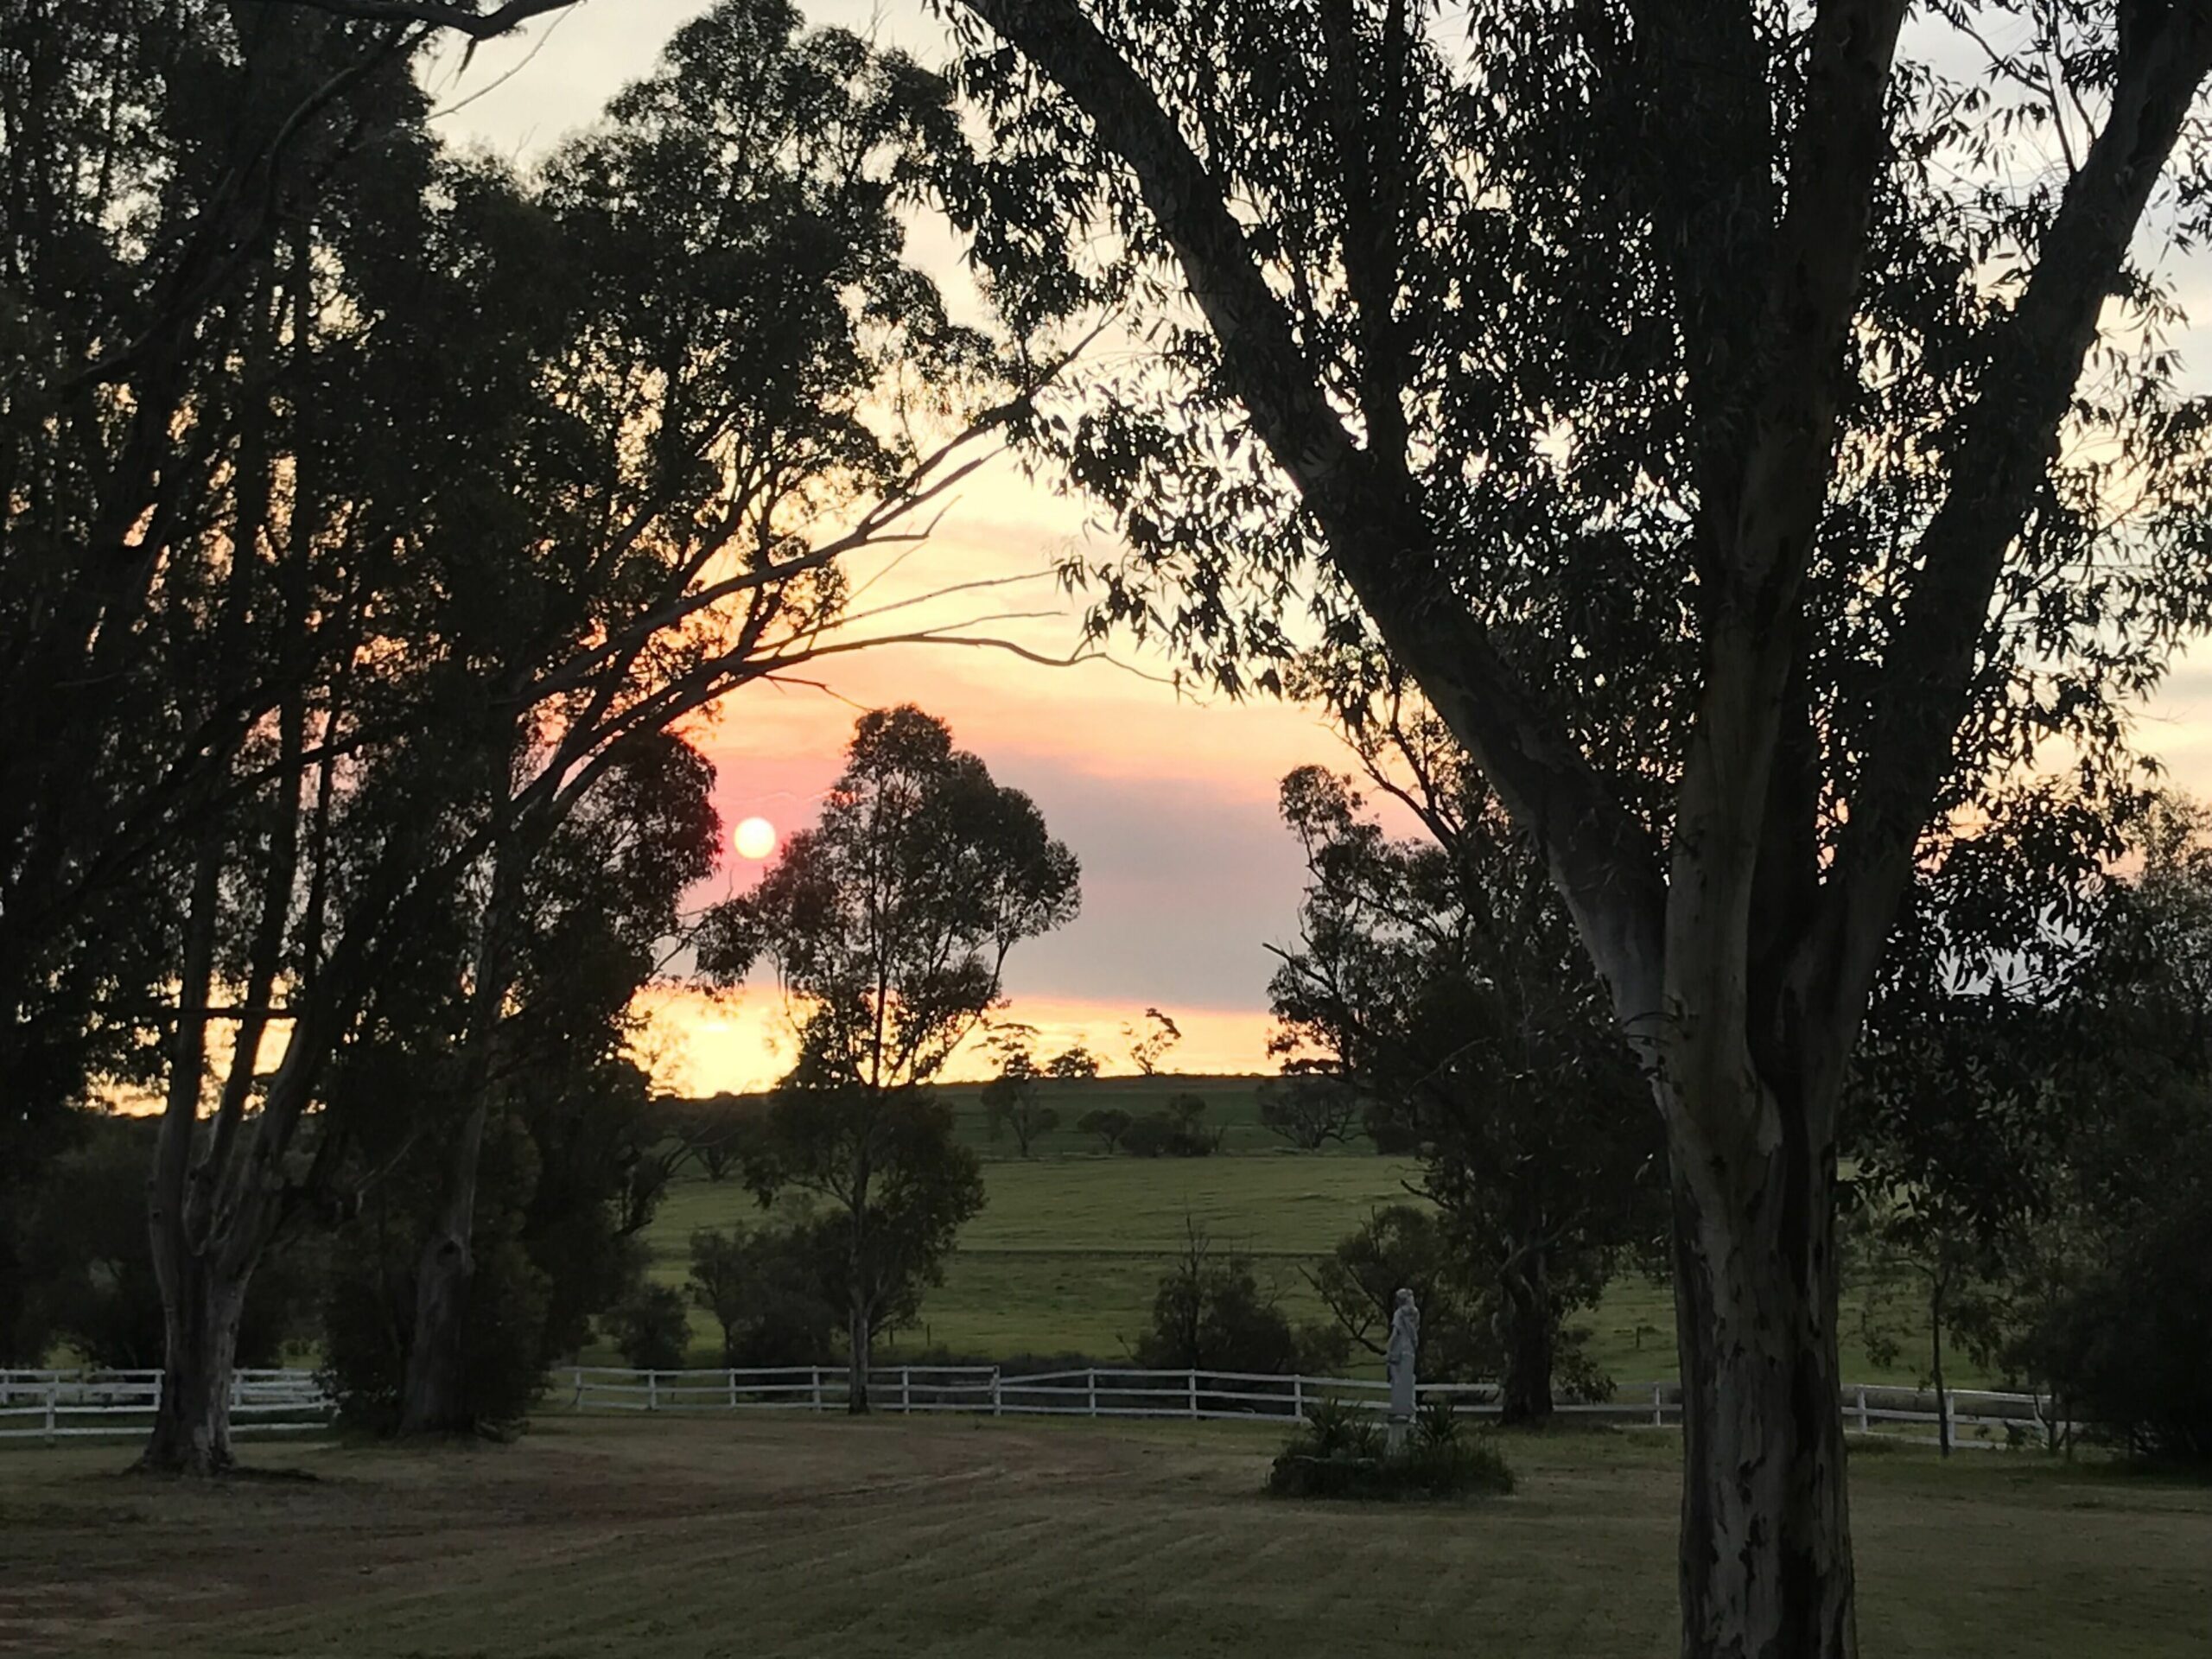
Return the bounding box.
[0,1363,2066,1450]
[0,1369,332,1442]
[561,1364,2067,1446]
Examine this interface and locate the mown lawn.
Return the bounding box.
[3,1416,2204,1658]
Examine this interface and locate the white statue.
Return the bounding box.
[1385,1286,1420,1453]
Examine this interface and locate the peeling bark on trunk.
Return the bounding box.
[1497,1251,1554,1427]
[137,1257,249,1477]
[1667,1085,1855,1659]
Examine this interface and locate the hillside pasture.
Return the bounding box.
[3,1416,2204,1658]
[645,1146,1959,1387]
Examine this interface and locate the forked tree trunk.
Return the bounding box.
[138,1252,251,1476]
[1497,1251,1554,1427]
[1666,1077,1855,1659]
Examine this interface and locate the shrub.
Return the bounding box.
[1121,1107,1216,1158]
[687,1225,837,1367]
[1134,1224,1300,1373]
[1076,1107,1134,1154]
[322,1225,550,1434]
[1266,1398,1514,1501]
[606,1283,691,1371]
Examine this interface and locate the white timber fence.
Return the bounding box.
[0,1363,2068,1450]
[0,1369,332,1442]
[561,1363,2070,1449]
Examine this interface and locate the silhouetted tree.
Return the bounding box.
[699,706,1080,1409]
[1269,747,1660,1422]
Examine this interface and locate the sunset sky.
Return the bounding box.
[424,2,2212,1093]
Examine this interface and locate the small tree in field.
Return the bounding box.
[982,1038,1059,1157]
[1256,1071,1363,1151]
[1077,1106,1133,1153]
[698,706,1080,1411]
[1122,1007,1181,1075]
[1046,1045,1100,1080]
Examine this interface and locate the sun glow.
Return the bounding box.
[733,816,778,861]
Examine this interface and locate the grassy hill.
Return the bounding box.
[708,1072,1306,1158]
[637,1076,1923,1385]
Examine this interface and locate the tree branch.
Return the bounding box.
[957,0,1668,1013]
[1823,5,2212,1065]
[254,0,579,39]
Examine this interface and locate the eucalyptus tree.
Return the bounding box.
[0,0,435,1330]
[1842,782,2116,1451]
[1268,732,1660,1421]
[936,3,2212,1649]
[393,0,1018,1433]
[319,732,721,1432]
[74,0,1038,1466]
[698,705,1081,1411]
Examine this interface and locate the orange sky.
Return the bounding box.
[428,3,2212,1096]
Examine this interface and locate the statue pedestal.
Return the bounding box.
[1387,1361,1414,1454]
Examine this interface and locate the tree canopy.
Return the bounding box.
[936,2,2212,1649]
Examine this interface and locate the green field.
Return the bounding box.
[4,1416,2204,1657]
[638,1078,1936,1386]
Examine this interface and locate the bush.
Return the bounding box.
[1266,1397,1514,1501]
[322,1224,550,1434]
[687,1224,838,1368]
[1076,1107,1133,1154]
[606,1283,692,1371]
[2009,1212,2212,1463]
[1134,1224,1300,1373]
[1121,1107,1216,1158]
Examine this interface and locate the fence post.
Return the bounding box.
[44,1381,57,1444]
[1293,1375,1304,1422]
[1941,1389,1954,1452]
[1856,1385,1869,1434]
[729,1369,739,1410]
[991,1368,1003,1417]
[900,1367,911,1414]
[647,1370,658,1412]
[1651,1382,1663,1427]
[1087,1368,1098,1419]
[811,1366,823,1411]
[571,1367,584,1409]
[1187,1370,1198,1420]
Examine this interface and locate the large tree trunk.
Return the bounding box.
[137,1252,250,1477]
[1667,1080,1855,1659]
[1497,1249,1554,1427]
[846,1293,871,1415]
[398,1095,492,1435]
[398,832,522,1437]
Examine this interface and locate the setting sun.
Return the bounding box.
[733,816,778,861]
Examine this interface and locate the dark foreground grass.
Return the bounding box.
[3,1416,2204,1658]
